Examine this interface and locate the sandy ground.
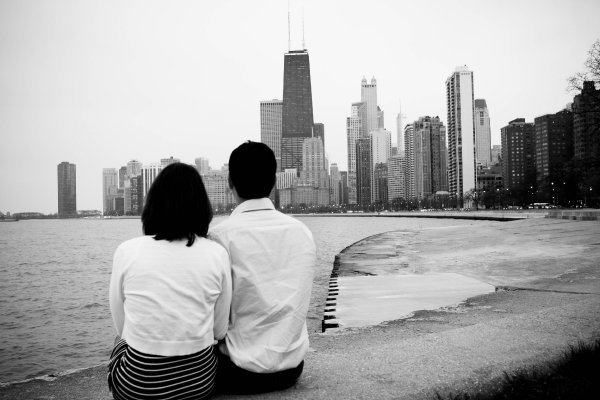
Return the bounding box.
[2,216,599,400]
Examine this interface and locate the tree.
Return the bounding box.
[568,39,600,92]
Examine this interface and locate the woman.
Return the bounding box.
[108,163,231,400]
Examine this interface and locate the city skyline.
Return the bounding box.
[1,0,599,213]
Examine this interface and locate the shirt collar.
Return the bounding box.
[230,198,275,216]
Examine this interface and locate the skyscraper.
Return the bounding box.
[501,118,535,191]
[404,124,416,199]
[413,116,448,199]
[141,163,162,198]
[474,99,492,166]
[300,137,328,187]
[572,81,600,200]
[361,76,378,136]
[102,168,118,215]
[194,157,210,175]
[282,50,314,174]
[387,154,406,202]
[534,110,573,188]
[57,162,76,218]
[370,128,391,202]
[329,163,341,205]
[356,138,371,206]
[346,102,364,204]
[446,66,476,207]
[260,99,283,171]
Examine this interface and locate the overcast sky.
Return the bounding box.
[1,0,598,214]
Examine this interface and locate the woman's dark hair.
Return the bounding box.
[229,141,276,199]
[142,163,212,247]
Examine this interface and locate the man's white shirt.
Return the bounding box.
[210,198,316,373]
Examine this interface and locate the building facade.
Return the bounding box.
[387,154,406,202]
[356,138,372,206]
[403,124,416,199]
[346,102,364,204]
[474,99,492,167]
[102,168,118,215]
[260,99,283,171]
[572,81,600,200]
[413,116,448,199]
[329,163,341,205]
[57,162,76,218]
[370,128,391,202]
[446,66,476,206]
[500,118,535,191]
[534,110,573,188]
[195,157,210,175]
[361,76,378,136]
[282,50,314,174]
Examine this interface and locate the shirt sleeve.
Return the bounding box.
[109,245,126,337]
[213,249,232,340]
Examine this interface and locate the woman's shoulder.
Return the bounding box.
[116,235,152,253]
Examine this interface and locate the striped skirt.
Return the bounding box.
[107,339,217,400]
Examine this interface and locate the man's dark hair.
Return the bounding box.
[229,141,276,199]
[142,163,212,246]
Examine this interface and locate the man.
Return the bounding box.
[210,141,316,394]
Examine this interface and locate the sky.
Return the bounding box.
[1,0,599,214]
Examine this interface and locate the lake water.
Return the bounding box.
[0,216,479,384]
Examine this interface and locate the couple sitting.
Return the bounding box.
[107,142,316,399]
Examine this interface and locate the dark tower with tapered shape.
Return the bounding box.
[281,50,314,175]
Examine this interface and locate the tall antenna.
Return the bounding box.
[302,5,305,49]
[287,0,291,51]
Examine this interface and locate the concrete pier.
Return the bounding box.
[2,216,599,399]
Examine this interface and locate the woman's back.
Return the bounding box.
[110,235,230,356]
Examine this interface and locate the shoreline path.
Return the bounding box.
[2,213,599,399]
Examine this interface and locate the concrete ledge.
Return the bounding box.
[546,209,600,221]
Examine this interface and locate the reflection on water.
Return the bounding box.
[0,216,479,383]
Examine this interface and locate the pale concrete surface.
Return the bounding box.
[332,274,494,328]
[2,217,599,399]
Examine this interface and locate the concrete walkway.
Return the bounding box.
[2,217,599,399]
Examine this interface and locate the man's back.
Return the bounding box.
[210,198,315,373]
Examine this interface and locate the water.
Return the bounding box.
[0,216,478,384]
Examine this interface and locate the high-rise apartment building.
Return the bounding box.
[300,137,328,187]
[534,110,573,187]
[361,77,378,136]
[501,118,535,191]
[356,138,372,206]
[57,162,76,218]
[282,50,314,174]
[340,171,349,204]
[126,160,142,177]
[396,106,403,153]
[203,170,234,211]
[194,157,210,175]
[370,128,391,202]
[346,102,364,204]
[141,163,162,198]
[260,99,283,171]
[404,124,416,199]
[329,163,341,205]
[474,99,492,167]
[387,154,406,202]
[102,168,118,215]
[413,116,448,199]
[118,166,127,189]
[572,81,600,195]
[373,163,388,205]
[446,66,476,206]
